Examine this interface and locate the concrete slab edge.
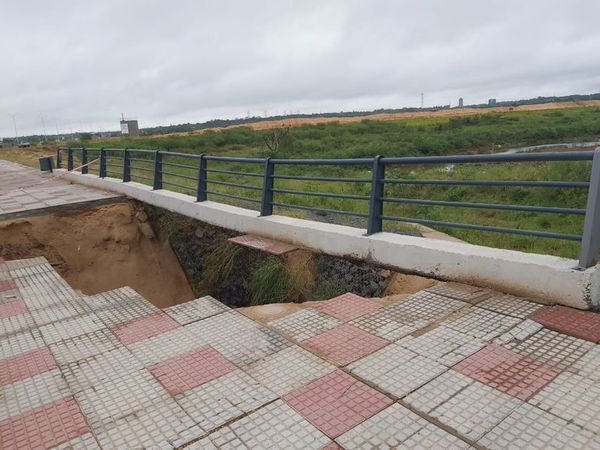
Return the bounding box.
[60,170,600,310]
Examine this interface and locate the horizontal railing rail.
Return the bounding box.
[57,146,600,268]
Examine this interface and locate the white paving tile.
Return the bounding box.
[0,328,45,358]
[348,343,448,398]
[244,345,335,396]
[442,308,521,341]
[568,345,600,381]
[39,314,105,344]
[176,370,277,432]
[477,294,544,318]
[268,308,342,342]
[165,296,229,325]
[48,328,121,365]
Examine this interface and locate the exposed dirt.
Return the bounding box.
[0,201,194,308]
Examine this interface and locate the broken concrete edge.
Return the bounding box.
[59,170,600,310]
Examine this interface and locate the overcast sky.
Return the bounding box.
[1,0,599,137]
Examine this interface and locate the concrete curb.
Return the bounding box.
[60,170,600,309]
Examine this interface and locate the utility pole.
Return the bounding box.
[420,93,424,109]
[10,114,18,145]
[41,116,47,142]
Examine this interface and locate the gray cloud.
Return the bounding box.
[1,0,599,137]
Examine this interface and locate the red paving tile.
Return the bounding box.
[149,346,237,395]
[532,306,600,342]
[228,234,298,255]
[0,347,56,386]
[283,370,393,438]
[313,293,382,322]
[110,311,181,345]
[0,279,17,292]
[0,396,90,449]
[303,324,389,366]
[454,344,560,400]
[0,299,28,319]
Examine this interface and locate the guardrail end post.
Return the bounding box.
[153,151,163,190]
[67,147,73,171]
[366,155,385,235]
[579,147,600,268]
[81,147,88,174]
[196,154,207,201]
[260,157,274,216]
[123,148,131,182]
[99,148,106,178]
[56,148,62,169]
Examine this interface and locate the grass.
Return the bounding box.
[248,257,292,305]
[4,106,599,259]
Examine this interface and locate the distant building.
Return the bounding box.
[458,97,464,108]
[120,116,140,137]
[488,98,497,106]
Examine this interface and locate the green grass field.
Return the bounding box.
[54,106,600,258]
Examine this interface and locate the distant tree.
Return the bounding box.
[263,124,291,154]
[80,132,92,141]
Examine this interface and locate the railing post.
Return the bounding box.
[67,148,73,171]
[56,148,62,169]
[367,155,385,235]
[122,148,131,182]
[99,148,106,178]
[153,151,163,190]
[196,154,207,201]
[579,147,600,268]
[260,157,274,216]
[81,148,88,174]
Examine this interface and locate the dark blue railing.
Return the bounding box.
[57,146,600,268]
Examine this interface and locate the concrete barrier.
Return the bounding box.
[61,170,600,309]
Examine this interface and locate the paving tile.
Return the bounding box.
[81,287,147,312]
[479,403,600,450]
[477,294,545,318]
[0,328,45,359]
[303,323,390,366]
[0,396,90,450]
[404,370,473,413]
[228,234,298,255]
[128,326,203,366]
[493,319,543,345]
[454,344,560,400]
[110,310,181,345]
[348,343,448,398]
[150,346,237,396]
[61,347,144,394]
[209,400,332,449]
[532,306,600,342]
[4,256,50,271]
[96,300,157,326]
[74,369,172,433]
[164,295,229,325]
[0,369,70,421]
[268,308,342,341]
[176,369,277,432]
[245,345,336,396]
[568,344,600,381]
[503,328,594,370]
[336,403,468,449]
[313,293,382,322]
[29,301,88,326]
[183,437,218,450]
[93,398,196,449]
[0,311,36,337]
[0,279,17,292]
[421,379,522,441]
[39,314,105,345]
[185,311,292,368]
[396,325,485,366]
[0,299,28,318]
[530,371,600,433]
[426,282,491,303]
[351,291,465,340]
[0,346,56,386]
[0,287,20,304]
[442,307,521,341]
[49,432,100,449]
[283,370,393,438]
[48,328,121,365]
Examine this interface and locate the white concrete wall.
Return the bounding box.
[61,171,600,310]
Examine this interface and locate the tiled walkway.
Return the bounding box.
[0,160,119,218]
[2,257,600,449]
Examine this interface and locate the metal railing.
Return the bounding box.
[57,146,600,268]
